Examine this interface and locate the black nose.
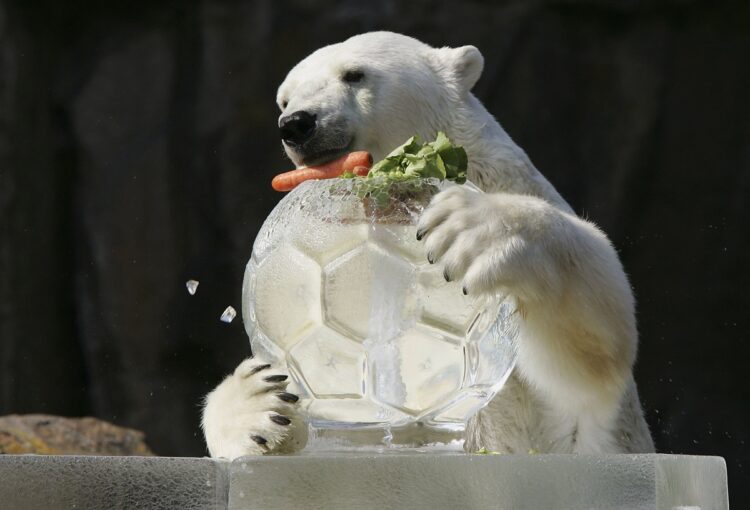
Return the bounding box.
[279,111,317,146]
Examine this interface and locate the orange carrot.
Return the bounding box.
[351,165,370,177]
[271,151,373,192]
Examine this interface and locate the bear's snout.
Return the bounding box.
[279,111,317,147]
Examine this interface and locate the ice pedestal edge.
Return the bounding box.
[0,453,728,510]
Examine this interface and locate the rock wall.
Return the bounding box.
[0,414,153,455]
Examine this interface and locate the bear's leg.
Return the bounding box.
[202,357,307,459]
[418,186,644,453]
[465,372,541,453]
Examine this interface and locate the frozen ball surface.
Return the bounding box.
[243,178,517,429]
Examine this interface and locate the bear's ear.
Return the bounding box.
[433,45,484,92]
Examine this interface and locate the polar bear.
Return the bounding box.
[202,31,654,458]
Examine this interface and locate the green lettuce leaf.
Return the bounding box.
[341,132,469,208]
[367,132,466,182]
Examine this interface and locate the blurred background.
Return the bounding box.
[1,0,747,505]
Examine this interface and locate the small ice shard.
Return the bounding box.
[186,280,199,295]
[220,306,237,323]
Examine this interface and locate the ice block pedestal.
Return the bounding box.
[0,453,728,509]
[0,455,228,509]
[229,453,728,510]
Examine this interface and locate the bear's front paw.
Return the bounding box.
[202,357,307,459]
[417,186,562,300]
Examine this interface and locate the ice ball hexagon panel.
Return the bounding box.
[417,266,485,336]
[370,223,427,265]
[248,328,280,360]
[253,245,322,351]
[289,326,365,399]
[364,243,419,342]
[425,389,492,427]
[369,326,464,416]
[466,301,518,388]
[252,184,367,263]
[321,245,371,340]
[241,262,257,338]
[305,398,411,428]
[249,328,313,400]
[322,243,417,342]
[292,218,369,265]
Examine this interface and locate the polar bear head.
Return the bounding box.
[276,32,484,167]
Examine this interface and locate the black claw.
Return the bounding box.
[264,374,288,383]
[443,268,452,282]
[427,252,434,264]
[416,229,427,241]
[270,414,291,426]
[248,363,271,376]
[251,435,267,446]
[278,392,299,403]
[462,286,468,296]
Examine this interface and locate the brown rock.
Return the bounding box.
[0,415,154,456]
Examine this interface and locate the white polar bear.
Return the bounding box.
[202,31,655,458]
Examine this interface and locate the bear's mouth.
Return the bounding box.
[299,139,354,167]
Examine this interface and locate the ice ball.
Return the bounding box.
[242,177,517,431]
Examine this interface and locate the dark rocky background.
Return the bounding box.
[1,0,748,504]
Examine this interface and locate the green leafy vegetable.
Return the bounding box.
[474,447,502,455]
[340,132,468,209]
[367,132,467,183]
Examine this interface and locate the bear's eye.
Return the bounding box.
[280,100,288,110]
[342,70,365,84]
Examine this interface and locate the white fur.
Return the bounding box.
[201,357,306,458]
[202,32,654,458]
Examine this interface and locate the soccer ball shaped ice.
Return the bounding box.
[242,177,517,430]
